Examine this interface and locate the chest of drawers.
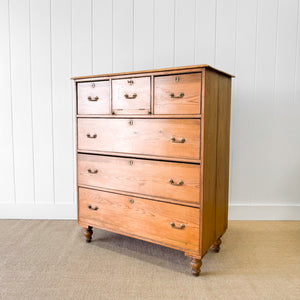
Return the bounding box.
[72,65,233,276]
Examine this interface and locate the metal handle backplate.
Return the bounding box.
[88,169,98,174]
[88,205,98,211]
[86,133,97,138]
[170,137,185,143]
[170,93,184,99]
[170,222,185,230]
[88,96,99,101]
[169,179,184,186]
[124,93,137,99]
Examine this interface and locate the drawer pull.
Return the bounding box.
[129,198,134,204]
[170,136,185,143]
[86,133,97,139]
[88,96,99,101]
[170,92,184,99]
[88,204,98,211]
[169,179,184,186]
[129,120,133,125]
[88,169,98,174]
[124,93,137,99]
[170,222,185,230]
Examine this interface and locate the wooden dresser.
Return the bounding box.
[72,65,233,276]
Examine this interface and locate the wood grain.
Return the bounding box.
[78,187,200,251]
[215,75,231,238]
[77,80,110,114]
[154,73,202,114]
[112,77,150,114]
[77,118,200,160]
[77,154,200,204]
[200,69,218,256]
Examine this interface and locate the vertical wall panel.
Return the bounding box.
[252,0,279,204]
[295,2,300,104]
[215,0,237,75]
[51,0,74,204]
[30,0,54,204]
[269,0,300,205]
[93,0,113,74]
[154,0,174,68]
[174,0,195,66]
[229,0,258,205]
[0,0,15,203]
[133,0,154,70]
[195,0,216,65]
[9,0,35,204]
[274,0,299,104]
[72,0,92,76]
[113,0,134,72]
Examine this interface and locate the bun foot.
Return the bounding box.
[190,258,202,276]
[212,237,222,252]
[84,226,93,243]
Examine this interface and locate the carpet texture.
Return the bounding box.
[0,220,299,299]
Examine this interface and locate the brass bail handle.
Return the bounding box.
[88,205,98,211]
[170,222,185,230]
[170,137,185,143]
[170,93,184,99]
[124,93,137,99]
[88,96,99,101]
[169,179,184,186]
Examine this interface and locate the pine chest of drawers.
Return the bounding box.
[72,65,233,276]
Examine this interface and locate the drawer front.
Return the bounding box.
[78,154,200,204]
[78,188,200,251]
[154,73,202,114]
[77,81,110,114]
[78,118,200,160]
[112,77,150,115]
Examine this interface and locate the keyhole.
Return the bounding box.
[91,82,95,88]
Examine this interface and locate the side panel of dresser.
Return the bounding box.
[200,69,232,256]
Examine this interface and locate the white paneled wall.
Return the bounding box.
[0,0,299,220]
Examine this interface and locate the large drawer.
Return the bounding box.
[78,187,200,251]
[154,73,202,115]
[77,118,200,160]
[77,154,200,204]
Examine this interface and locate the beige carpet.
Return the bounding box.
[0,220,299,299]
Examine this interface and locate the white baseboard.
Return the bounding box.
[228,204,300,220]
[0,203,299,220]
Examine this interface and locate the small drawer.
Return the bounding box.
[77,81,110,114]
[78,188,200,251]
[77,154,200,204]
[112,77,150,115]
[154,73,202,114]
[77,118,200,160]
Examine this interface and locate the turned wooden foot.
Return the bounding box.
[84,226,93,243]
[190,258,202,276]
[212,237,222,252]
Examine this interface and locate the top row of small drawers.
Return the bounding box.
[77,72,202,115]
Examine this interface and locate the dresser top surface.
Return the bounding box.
[71,65,234,81]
